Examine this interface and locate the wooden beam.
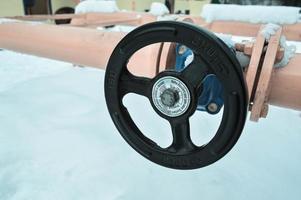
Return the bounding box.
[250,28,282,121]
[245,26,266,100]
[7,14,83,21]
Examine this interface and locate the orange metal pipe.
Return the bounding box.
[270,55,301,111]
[0,22,300,111]
[0,22,121,68]
[0,22,161,77]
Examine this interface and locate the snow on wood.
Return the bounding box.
[202,4,301,25]
[260,23,297,67]
[149,2,170,16]
[75,0,119,14]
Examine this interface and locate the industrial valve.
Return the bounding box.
[105,21,248,169]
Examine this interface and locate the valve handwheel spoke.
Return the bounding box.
[181,55,211,89]
[105,21,248,169]
[119,69,152,97]
[168,118,196,153]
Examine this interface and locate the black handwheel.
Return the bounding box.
[105,21,248,170]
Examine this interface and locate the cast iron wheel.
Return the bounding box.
[105,21,248,170]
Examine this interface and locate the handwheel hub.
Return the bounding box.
[152,76,191,117]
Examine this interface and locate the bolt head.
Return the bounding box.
[178,45,187,55]
[207,102,218,113]
[160,88,179,107]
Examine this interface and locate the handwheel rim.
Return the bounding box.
[105,21,248,170]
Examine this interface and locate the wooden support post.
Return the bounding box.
[250,28,282,121]
[245,26,265,99]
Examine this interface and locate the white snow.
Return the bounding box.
[184,54,194,67]
[260,23,297,67]
[236,51,251,68]
[149,2,170,16]
[215,33,236,48]
[275,36,297,68]
[0,50,301,200]
[260,23,281,40]
[97,25,136,33]
[0,18,20,24]
[156,14,178,22]
[202,4,301,24]
[0,51,72,92]
[0,18,42,25]
[287,41,301,53]
[75,0,119,14]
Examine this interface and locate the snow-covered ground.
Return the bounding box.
[0,50,301,200]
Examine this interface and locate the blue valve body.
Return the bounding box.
[175,45,224,114]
